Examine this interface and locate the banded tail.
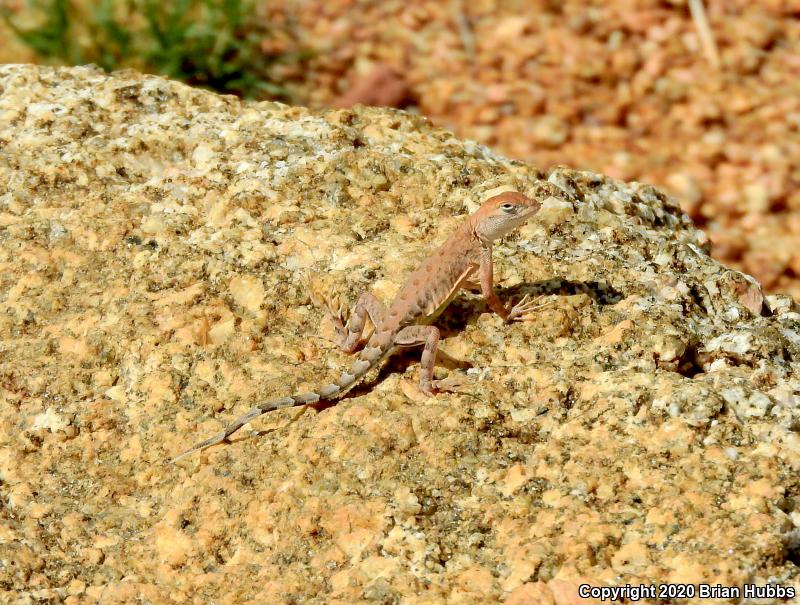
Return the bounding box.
[169,332,393,463]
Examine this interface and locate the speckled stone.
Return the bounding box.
[1,64,799,604]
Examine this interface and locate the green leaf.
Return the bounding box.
[3,0,309,100]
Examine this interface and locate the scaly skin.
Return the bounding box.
[170,182,562,463]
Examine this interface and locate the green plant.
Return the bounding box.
[141,0,296,96]
[90,0,133,72]
[1,0,309,99]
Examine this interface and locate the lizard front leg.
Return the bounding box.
[479,245,540,322]
[394,325,468,395]
[326,292,388,353]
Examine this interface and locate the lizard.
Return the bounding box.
[170,182,561,463]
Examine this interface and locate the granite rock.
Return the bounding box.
[1,64,799,604]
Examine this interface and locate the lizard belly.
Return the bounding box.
[421,265,477,323]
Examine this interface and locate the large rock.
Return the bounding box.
[1,64,799,603]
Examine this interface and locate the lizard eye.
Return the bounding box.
[500,203,515,212]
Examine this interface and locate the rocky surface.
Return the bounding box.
[1,64,800,604]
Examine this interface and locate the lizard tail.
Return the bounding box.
[169,335,393,463]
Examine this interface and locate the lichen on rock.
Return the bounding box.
[1,64,799,603]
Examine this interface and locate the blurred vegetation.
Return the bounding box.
[1,0,311,99]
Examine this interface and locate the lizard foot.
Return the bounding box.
[407,376,470,400]
[321,293,349,343]
[506,294,552,323]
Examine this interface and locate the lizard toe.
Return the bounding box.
[507,294,552,322]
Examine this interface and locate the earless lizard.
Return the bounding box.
[171,183,560,462]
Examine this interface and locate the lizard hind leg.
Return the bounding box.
[325,291,388,354]
[394,325,468,396]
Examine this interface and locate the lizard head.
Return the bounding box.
[472,191,542,242]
